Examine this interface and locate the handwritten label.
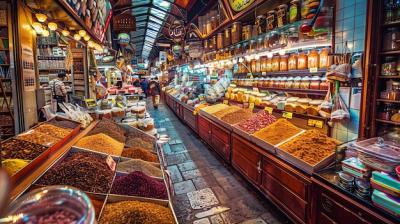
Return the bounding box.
[106,155,116,172]
[309,67,318,73]
[282,112,293,119]
[249,102,255,110]
[223,100,229,105]
[265,107,273,114]
[307,119,324,128]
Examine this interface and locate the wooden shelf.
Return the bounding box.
[235,69,327,77]
[39,68,66,71]
[0,64,10,66]
[378,75,400,79]
[376,119,400,125]
[380,50,400,55]
[0,78,11,81]
[235,85,328,95]
[376,99,400,103]
[382,20,400,27]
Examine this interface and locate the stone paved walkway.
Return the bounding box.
[148,101,292,224]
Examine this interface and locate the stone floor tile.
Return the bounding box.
[193,218,210,224]
[174,180,196,195]
[192,175,219,190]
[195,206,230,219]
[210,214,225,224]
[177,161,197,172]
[166,152,189,165]
[187,188,219,209]
[167,165,183,183]
[171,143,188,153]
[182,169,202,180]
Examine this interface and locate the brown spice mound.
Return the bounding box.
[253,118,302,145]
[126,131,156,144]
[96,119,126,136]
[212,106,242,118]
[125,137,154,151]
[88,127,126,143]
[221,109,253,124]
[121,147,159,162]
[99,200,174,224]
[279,129,339,165]
[75,133,124,156]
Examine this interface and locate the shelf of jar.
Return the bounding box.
[376,119,400,125]
[380,50,400,55]
[234,85,328,96]
[234,69,327,77]
[376,99,400,103]
[382,20,400,27]
[378,75,400,79]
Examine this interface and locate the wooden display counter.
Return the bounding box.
[164,93,399,224]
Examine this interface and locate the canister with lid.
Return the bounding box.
[319,48,330,68]
[231,22,242,44]
[308,49,319,68]
[217,32,224,49]
[256,15,267,34]
[279,55,288,71]
[272,55,280,72]
[224,28,231,47]
[242,25,253,40]
[298,52,308,69]
[267,10,277,31]
[288,53,298,70]
[277,4,288,27]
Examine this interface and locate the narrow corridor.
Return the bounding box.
[148,102,292,224]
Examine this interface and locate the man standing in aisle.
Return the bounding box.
[148,77,161,109]
[49,72,67,112]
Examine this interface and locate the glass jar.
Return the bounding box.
[383,27,400,51]
[257,37,264,51]
[231,22,242,44]
[307,100,323,116]
[289,0,300,23]
[320,76,329,90]
[224,28,231,47]
[251,59,257,73]
[293,76,302,89]
[274,77,281,88]
[287,26,299,45]
[250,39,257,52]
[5,185,96,224]
[298,52,308,69]
[261,56,268,72]
[206,18,212,34]
[272,55,280,72]
[300,76,311,89]
[296,98,311,114]
[279,77,287,88]
[263,34,270,50]
[319,48,330,69]
[310,76,321,89]
[217,32,224,49]
[308,49,319,68]
[389,82,400,100]
[266,57,273,72]
[269,31,280,48]
[382,56,398,76]
[258,78,265,87]
[267,10,277,31]
[265,77,272,87]
[285,77,294,88]
[242,25,253,41]
[288,53,298,70]
[277,4,288,27]
[253,78,259,87]
[234,44,241,55]
[255,58,261,72]
[279,55,288,71]
[256,15,267,34]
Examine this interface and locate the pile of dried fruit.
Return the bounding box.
[37,152,114,193]
[279,129,339,165]
[1,138,48,160]
[75,133,124,156]
[221,109,253,124]
[34,123,72,139]
[253,118,302,145]
[117,159,162,177]
[111,171,168,199]
[238,111,277,134]
[99,200,174,224]
[16,130,60,147]
[121,147,159,162]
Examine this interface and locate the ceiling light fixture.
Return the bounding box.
[74,33,81,41]
[83,35,90,41]
[42,29,50,37]
[35,13,47,23]
[78,30,86,37]
[48,22,57,31]
[32,22,43,34]
[88,40,94,48]
[61,29,70,36]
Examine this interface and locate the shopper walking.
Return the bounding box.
[49,73,67,112]
[148,77,161,109]
[140,78,148,97]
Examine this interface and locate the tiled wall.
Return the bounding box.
[331,0,367,143]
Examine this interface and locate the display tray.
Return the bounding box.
[213,117,233,132]
[249,134,278,154]
[231,124,251,141]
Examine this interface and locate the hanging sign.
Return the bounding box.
[282,112,293,119]
[118,33,131,46]
[168,20,186,42]
[228,0,256,12]
[264,107,273,114]
[159,51,167,63]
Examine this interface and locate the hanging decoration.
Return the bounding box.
[117,33,131,46]
[168,20,186,43]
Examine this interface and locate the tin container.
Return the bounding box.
[231,22,242,44]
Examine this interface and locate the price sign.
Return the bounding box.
[307,119,324,128]
[309,67,318,73]
[282,112,293,119]
[106,155,116,172]
[223,100,229,105]
[307,119,316,127]
[199,95,205,101]
[315,120,324,128]
[249,102,255,110]
[265,107,273,114]
[85,99,96,108]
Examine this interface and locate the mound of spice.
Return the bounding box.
[48,119,79,129]
[99,200,174,224]
[212,105,242,118]
[221,109,253,124]
[16,130,61,147]
[238,110,277,134]
[121,147,159,162]
[111,171,168,199]
[2,159,30,176]
[200,104,230,114]
[96,119,126,136]
[1,138,48,160]
[125,137,154,151]
[117,159,162,177]
[126,131,156,144]
[37,152,114,193]
[15,210,78,224]
[88,127,126,143]
[279,129,339,165]
[75,133,124,156]
[34,123,73,139]
[253,118,302,145]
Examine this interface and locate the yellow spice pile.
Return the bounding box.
[279,129,340,165]
[254,118,302,145]
[212,105,242,118]
[200,104,229,114]
[75,133,124,156]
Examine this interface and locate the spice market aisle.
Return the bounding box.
[148,101,292,224]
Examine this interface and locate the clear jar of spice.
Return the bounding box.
[285,77,294,88]
[279,77,287,88]
[319,48,330,69]
[269,31,280,48]
[287,26,299,45]
[217,32,224,49]
[266,57,273,72]
[277,4,288,27]
[293,76,302,89]
[308,49,319,69]
[255,58,261,72]
[256,15,267,34]
[279,55,288,71]
[298,52,308,69]
[289,0,300,23]
[242,25,252,41]
[300,76,311,89]
[251,59,257,73]
[310,76,321,89]
[272,55,280,72]
[267,10,277,31]
[320,76,329,90]
[224,28,231,47]
[231,22,242,44]
[257,37,264,51]
[261,56,268,72]
[288,53,298,70]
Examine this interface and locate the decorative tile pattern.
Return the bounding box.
[187,188,219,209]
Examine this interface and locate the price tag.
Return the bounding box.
[106,155,116,172]
[199,95,205,101]
[307,119,324,128]
[85,99,96,108]
[265,107,273,114]
[252,87,259,92]
[193,111,198,115]
[309,67,318,73]
[282,112,293,119]
[249,102,255,110]
[261,72,266,76]
[223,100,229,105]
[315,120,324,128]
[307,119,316,127]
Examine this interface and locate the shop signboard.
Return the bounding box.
[159,51,167,63]
[228,0,256,12]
